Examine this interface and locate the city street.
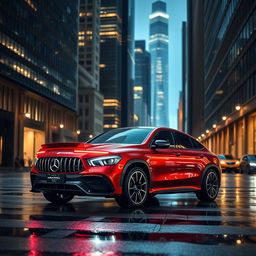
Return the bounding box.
[0,171,255,255]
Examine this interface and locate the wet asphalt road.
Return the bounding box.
[0,171,255,256]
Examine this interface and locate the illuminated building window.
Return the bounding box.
[104,124,118,129]
[100,13,118,18]
[134,48,143,53]
[79,12,86,17]
[103,99,121,109]
[79,42,85,46]
[99,64,106,68]
[134,86,143,92]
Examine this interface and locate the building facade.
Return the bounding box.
[78,66,103,141]
[134,40,151,126]
[78,0,103,140]
[100,0,135,130]
[187,0,256,158]
[0,0,79,166]
[149,0,169,127]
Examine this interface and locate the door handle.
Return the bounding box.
[199,154,204,158]
[175,153,181,157]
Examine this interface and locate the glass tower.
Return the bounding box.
[149,0,169,127]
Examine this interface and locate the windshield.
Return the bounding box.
[218,155,235,160]
[88,128,154,144]
[248,155,256,161]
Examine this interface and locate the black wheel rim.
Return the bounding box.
[206,171,219,198]
[128,170,147,205]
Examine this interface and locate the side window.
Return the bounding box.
[174,132,193,149]
[191,138,204,149]
[152,130,175,148]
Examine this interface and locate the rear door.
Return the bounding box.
[172,131,206,188]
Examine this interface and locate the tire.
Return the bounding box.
[115,167,149,208]
[196,169,220,202]
[245,166,251,175]
[43,192,74,204]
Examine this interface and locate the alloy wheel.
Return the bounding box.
[206,171,219,198]
[128,170,148,205]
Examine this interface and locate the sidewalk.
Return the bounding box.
[0,167,30,172]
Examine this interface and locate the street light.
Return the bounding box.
[212,124,217,128]
[89,134,93,139]
[235,105,241,111]
[222,116,227,121]
[59,124,64,129]
[201,133,205,137]
[24,112,31,118]
[77,130,81,135]
[206,130,209,134]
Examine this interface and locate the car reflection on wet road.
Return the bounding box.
[0,171,255,255]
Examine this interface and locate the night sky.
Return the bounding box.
[135,0,187,128]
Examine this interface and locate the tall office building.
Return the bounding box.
[78,0,103,141]
[149,0,169,127]
[134,40,151,126]
[185,1,205,136]
[187,0,256,157]
[0,0,79,167]
[100,0,135,130]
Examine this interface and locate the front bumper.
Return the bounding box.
[31,173,115,197]
[221,163,240,170]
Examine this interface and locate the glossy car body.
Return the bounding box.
[240,155,256,174]
[218,154,240,173]
[31,127,221,207]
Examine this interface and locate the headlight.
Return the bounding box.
[250,162,256,167]
[33,157,38,166]
[87,155,121,166]
[220,160,225,165]
[235,161,240,164]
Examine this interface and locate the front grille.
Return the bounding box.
[36,157,84,173]
[226,162,235,165]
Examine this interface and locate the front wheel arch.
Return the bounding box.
[120,159,151,188]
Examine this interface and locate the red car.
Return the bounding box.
[31,127,221,208]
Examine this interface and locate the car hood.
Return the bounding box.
[39,142,143,157]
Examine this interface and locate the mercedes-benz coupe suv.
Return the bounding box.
[31,127,221,208]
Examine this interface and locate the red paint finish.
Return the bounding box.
[31,127,221,198]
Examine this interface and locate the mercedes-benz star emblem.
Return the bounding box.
[50,158,60,172]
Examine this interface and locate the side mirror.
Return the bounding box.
[152,140,170,149]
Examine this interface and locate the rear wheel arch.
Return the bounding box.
[120,159,151,188]
[201,164,221,187]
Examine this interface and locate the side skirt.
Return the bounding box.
[150,187,200,195]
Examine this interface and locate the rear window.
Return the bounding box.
[173,131,194,149]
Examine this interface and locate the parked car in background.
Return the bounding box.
[240,155,256,174]
[218,154,240,173]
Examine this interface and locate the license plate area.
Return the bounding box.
[46,174,65,183]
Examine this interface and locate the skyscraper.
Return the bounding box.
[149,0,169,127]
[134,40,151,126]
[78,0,103,141]
[0,0,79,166]
[100,0,134,130]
